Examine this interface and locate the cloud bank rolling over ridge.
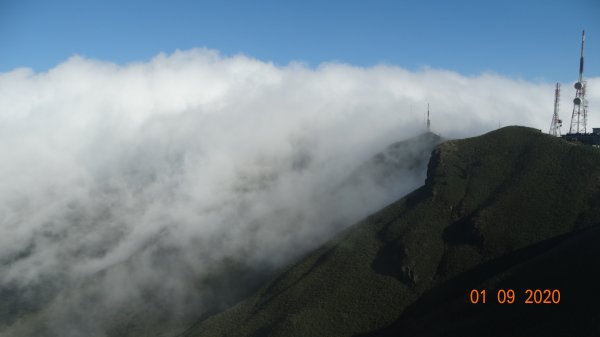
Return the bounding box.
[0,49,599,335]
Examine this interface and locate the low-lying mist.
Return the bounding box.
[1,49,598,336]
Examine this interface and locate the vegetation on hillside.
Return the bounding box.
[187,126,600,337]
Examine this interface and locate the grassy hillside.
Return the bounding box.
[185,126,600,337]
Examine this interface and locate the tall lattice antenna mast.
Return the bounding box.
[549,83,562,136]
[568,30,588,134]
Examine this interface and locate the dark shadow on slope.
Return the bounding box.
[358,224,600,337]
[442,215,484,247]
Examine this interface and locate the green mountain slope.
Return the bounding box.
[185,126,600,337]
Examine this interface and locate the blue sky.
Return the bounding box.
[1,0,599,83]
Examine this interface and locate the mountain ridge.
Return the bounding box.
[186,126,600,337]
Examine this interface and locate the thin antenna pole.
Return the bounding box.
[579,30,585,83]
[426,103,431,132]
[549,82,562,136]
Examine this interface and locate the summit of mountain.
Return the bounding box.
[186,126,600,337]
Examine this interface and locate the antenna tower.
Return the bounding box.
[568,30,588,134]
[549,82,562,136]
[426,103,431,132]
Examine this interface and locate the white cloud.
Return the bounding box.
[0,49,598,335]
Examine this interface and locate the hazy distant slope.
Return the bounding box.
[187,126,600,337]
[349,132,443,187]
